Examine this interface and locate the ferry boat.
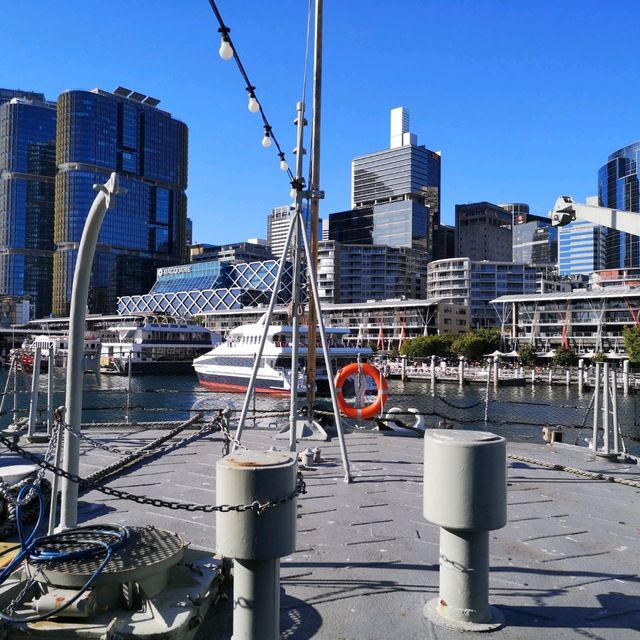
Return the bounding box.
[192,314,373,395]
[101,315,220,375]
[26,333,102,371]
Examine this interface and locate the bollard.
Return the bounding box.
[423,430,506,631]
[565,368,571,387]
[623,359,629,395]
[300,448,314,467]
[430,355,436,386]
[312,447,322,463]
[216,450,297,640]
[492,355,499,387]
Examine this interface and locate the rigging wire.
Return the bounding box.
[206,0,295,181]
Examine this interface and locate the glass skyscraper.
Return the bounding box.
[341,107,440,254]
[53,88,188,315]
[557,219,606,276]
[598,141,640,269]
[0,91,57,317]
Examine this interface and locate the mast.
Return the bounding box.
[306,0,323,414]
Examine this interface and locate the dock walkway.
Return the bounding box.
[3,425,639,638]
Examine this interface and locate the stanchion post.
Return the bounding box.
[423,430,506,631]
[27,347,42,437]
[216,450,297,640]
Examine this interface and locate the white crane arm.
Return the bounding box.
[551,196,640,237]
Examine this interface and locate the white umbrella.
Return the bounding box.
[484,349,503,358]
[540,350,556,358]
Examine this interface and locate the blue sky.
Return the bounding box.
[4,1,640,245]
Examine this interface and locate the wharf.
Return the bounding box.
[3,425,640,639]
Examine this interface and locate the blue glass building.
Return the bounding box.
[557,219,606,276]
[0,91,57,317]
[598,142,640,269]
[53,88,188,315]
[118,259,295,316]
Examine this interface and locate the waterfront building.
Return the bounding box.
[53,87,188,316]
[196,298,467,347]
[0,91,57,318]
[491,285,640,355]
[598,141,640,269]
[590,267,640,289]
[427,258,537,328]
[339,107,440,254]
[455,202,512,262]
[118,258,294,317]
[317,240,428,304]
[498,202,530,219]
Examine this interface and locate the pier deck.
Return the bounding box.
[3,426,640,639]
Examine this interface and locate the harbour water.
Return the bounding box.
[2,368,639,457]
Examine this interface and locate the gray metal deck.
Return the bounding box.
[5,425,640,638]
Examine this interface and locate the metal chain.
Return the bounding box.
[2,571,40,617]
[220,421,247,451]
[0,434,306,514]
[0,423,59,508]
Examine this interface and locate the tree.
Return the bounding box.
[624,326,640,364]
[400,334,453,358]
[517,343,537,367]
[591,352,605,363]
[552,345,576,367]
[451,328,501,362]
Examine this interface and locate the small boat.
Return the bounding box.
[30,333,102,371]
[101,315,220,375]
[192,314,373,396]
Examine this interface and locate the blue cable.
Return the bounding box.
[0,484,130,623]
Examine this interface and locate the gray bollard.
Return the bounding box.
[300,448,314,467]
[423,430,506,631]
[216,450,297,640]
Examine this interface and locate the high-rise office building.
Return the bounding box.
[0,91,57,317]
[53,87,188,315]
[341,107,440,253]
[557,218,607,276]
[317,240,428,304]
[508,205,558,267]
[455,202,512,261]
[598,141,640,268]
[267,203,312,258]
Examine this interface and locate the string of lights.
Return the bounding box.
[207,0,294,181]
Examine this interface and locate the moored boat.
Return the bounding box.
[192,314,373,395]
[101,315,220,375]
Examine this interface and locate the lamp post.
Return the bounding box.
[58,173,125,531]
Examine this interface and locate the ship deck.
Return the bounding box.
[3,423,640,639]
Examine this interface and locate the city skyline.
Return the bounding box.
[4,1,640,247]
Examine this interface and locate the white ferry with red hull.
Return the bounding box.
[192,315,372,396]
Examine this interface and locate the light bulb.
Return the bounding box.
[280,159,288,172]
[261,133,272,148]
[290,187,297,199]
[248,96,260,113]
[219,39,233,60]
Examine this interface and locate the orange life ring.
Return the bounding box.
[334,362,388,420]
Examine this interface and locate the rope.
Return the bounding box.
[508,453,640,489]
